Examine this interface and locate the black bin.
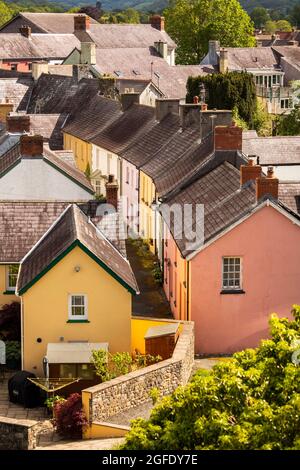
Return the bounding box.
[8,371,40,408]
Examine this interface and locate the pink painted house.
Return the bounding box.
[162,155,300,355]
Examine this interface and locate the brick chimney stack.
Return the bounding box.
[105,174,119,209]
[214,123,242,151]
[19,25,31,38]
[20,135,43,157]
[74,15,90,32]
[150,15,165,31]
[6,114,30,133]
[256,166,279,201]
[240,157,262,186]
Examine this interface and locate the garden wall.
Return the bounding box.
[83,322,194,423]
[0,417,40,450]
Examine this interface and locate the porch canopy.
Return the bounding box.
[46,342,109,364]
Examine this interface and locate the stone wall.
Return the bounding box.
[0,417,40,450]
[84,322,194,422]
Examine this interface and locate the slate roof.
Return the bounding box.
[0,201,68,262]
[90,103,155,154]
[0,142,93,193]
[140,126,215,197]
[0,34,80,60]
[226,47,279,71]
[85,23,175,49]
[93,47,212,99]
[161,162,257,257]
[272,46,300,69]
[0,13,97,34]
[17,204,138,294]
[243,136,300,165]
[120,112,180,168]
[0,133,20,157]
[63,95,122,142]
[0,77,33,111]
[27,76,99,114]
[28,113,67,150]
[278,181,300,214]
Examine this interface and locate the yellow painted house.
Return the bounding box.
[63,132,92,173]
[16,204,138,377]
[0,264,19,308]
[139,170,156,254]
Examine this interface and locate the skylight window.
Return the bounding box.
[114,70,123,77]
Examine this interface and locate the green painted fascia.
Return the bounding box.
[67,319,90,323]
[19,239,137,296]
[3,290,16,295]
[0,158,21,179]
[43,158,94,195]
[18,240,78,295]
[77,241,137,296]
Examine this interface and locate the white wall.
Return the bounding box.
[261,164,300,181]
[0,158,92,200]
[91,145,121,194]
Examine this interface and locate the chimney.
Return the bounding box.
[0,101,14,123]
[20,135,43,157]
[74,14,90,32]
[240,157,261,186]
[32,61,49,81]
[208,40,220,65]
[6,113,30,133]
[215,123,242,151]
[120,93,140,111]
[219,48,228,74]
[155,98,180,121]
[80,42,96,65]
[154,40,168,61]
[19,25,31,38]
[150,15,165,31]
[105,174,119,209]
[256,166,279,201]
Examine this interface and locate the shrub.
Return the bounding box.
[54,393,87,439]
[0,302,21,340]
[121,306,300,450]
[5,340,21,368]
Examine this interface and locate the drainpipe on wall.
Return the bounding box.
[187,260,190,321]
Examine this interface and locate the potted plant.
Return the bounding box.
[5,341,21,370]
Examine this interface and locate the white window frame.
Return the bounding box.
[68,294,88,320]
[222,257,242,291]
[6,264,19,292]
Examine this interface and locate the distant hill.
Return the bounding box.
[4,0,298,14]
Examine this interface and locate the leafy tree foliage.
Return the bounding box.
[0,302,21,340]
[250,6,270,28]
[0,1,12,26]
[54,393,87,439]
[274,106,300,135]
[164,0,255,65]
[121,307,300,450]
[290,3,300,27]
[186,72,257,128]
[276,19,293,31]
[264,19,277,33]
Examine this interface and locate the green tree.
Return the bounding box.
[290,4,300,27]
[264,19,277,34]
[276,19,292,32]
[0,1,12,27]
[164,0,255,64]
[274,106,300,136]
[121,306,300,450]
[186,72,257,128]
[250,6,270,29]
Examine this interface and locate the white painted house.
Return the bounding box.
[0,135,94,200]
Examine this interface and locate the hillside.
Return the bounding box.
[3,0,299,14]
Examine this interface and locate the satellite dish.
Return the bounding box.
[0,341,6,365]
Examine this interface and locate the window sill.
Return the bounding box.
[220,289,245,295]
[67,320,90,323]
[3,290,16,295]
